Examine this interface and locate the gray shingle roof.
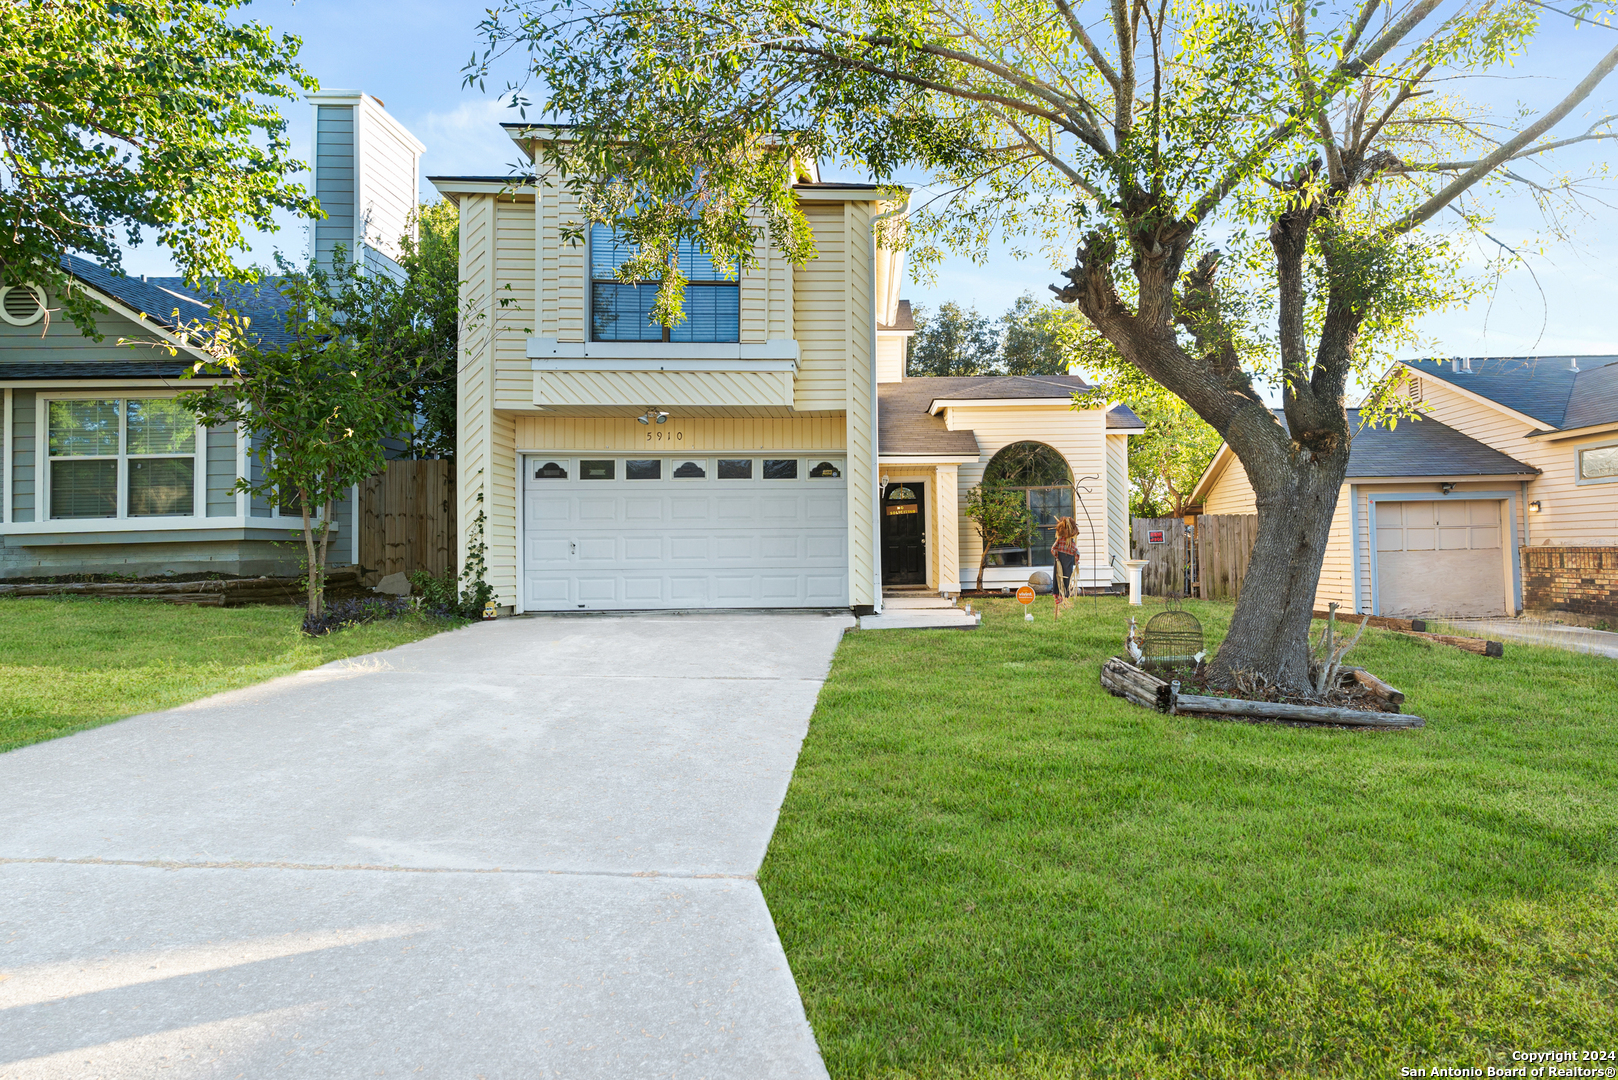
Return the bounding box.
[62,255,296,348]
[878,379,981,456]
[878,374,1099,456]
[879,298,915,332]
[1106,403,1145,429]
[0,361,201,381]
[1269,408,1538,478]
[1402,355,1618,431]
[924,374,1092,403]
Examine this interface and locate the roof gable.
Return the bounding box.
[1402,356,1618,430]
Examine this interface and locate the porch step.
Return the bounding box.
[882,595,957,610]
[858,609,981,631]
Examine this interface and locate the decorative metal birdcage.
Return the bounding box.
[1141,602,1205,671]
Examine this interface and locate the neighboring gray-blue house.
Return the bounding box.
[0,89,423,580]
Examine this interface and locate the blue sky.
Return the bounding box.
[117,0,1618,361]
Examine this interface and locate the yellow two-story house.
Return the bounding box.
[433,126,1141,614]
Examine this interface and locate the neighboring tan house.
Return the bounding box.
[1191,355,1618,620]
[0,89,420,580]
[433,125,1142,613]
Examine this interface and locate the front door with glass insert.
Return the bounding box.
[881,482,926,586]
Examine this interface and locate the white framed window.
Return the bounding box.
[1576,441,1618,485]
[42,393,203,520]
[762,458,799,480]
[670,458,707,480]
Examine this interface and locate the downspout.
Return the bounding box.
[1520,479,1530,614]
[868,201,907,615]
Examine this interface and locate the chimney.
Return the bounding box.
[1451,357,1462,373]
[1569,357,1581,372]
[306,90,426,280]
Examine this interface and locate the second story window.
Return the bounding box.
[590,223,739,343]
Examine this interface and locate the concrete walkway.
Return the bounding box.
[1448,617,1618,659]
[0,612,852,1079]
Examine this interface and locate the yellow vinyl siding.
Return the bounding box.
[492,196,537,410]
[793,203,849,411]
[1417,376,1616,546]
[1106,433,1130,582]
[1201,452,1257,514]
[511,415,846,451]
[952,405,1110,583]
[842,199,878,607]
[875,333,905,384]
[535,370,794,409]
[1316,489,1354,610]
[935,464,960,591]
[456,194,496,595]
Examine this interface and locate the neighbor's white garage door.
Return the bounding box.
[521,453,849,611]
[1375,499,1508,618]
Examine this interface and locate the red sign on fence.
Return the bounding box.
[1147,529,1166,544]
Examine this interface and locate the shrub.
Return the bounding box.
[301,596,412,636]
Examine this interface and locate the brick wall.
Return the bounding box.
[1522,547,1618,618]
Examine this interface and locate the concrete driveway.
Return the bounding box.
[0,611,851,1079]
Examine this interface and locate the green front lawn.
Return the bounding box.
[0,598,456,753]
[761,597,1618,1078]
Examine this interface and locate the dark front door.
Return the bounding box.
[881,482,927,585]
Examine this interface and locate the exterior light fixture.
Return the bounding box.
[636,413,650,425]
[656,410,669,424]
[636,407,670,425]
[1529,500,1542,513]
[1439,482,1456,495]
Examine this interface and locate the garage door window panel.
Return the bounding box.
[626,459,662,481]
[672,459,707,479]
[533,460,569,480]
[809,460,842,478]
[580,460,616,480]
[763,459,798,480]
[718,459,753,480]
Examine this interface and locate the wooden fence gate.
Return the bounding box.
[358,460,455,586]
[1195,514,1259,601]
[1130,517,1190,597]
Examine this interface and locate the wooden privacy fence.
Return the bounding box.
[1131,517,1190,597]
[1195,514,1259,601]
[358,460,455,585]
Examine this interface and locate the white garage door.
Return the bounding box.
[1375,499,1508,617]
[521,453,849,611]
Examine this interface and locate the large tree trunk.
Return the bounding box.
[1210,436,1351,686]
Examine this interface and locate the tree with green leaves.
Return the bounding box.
[907,300,1001,375]
[1,0,317,335]
[366,200,462,462]
[963,483,1036,592]
[177,255,415,622]
[470,0,1618,688]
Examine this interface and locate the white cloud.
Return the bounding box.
[413,97,531,183]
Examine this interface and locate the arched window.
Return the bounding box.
[981,441,1073,568]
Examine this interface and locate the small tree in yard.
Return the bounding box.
[178,257,413,622]
[471,0,1618,688]
[964,484,1036,592]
